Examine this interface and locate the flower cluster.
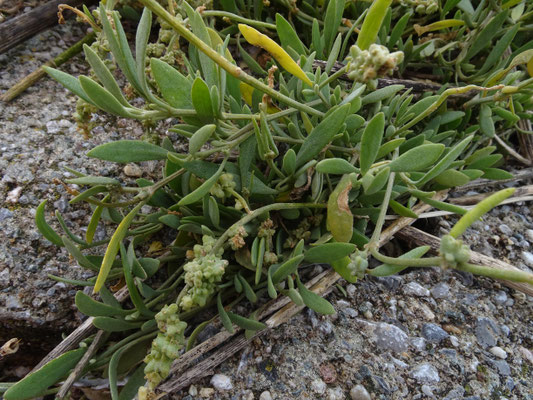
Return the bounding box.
[439,235,470,268]
[143,304,187,390]
[179,235,228,310]
[346,44,404,83]
[347,250,369,279]
[400,0,439,14]
[210,173,237,200]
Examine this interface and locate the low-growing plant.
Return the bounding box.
[2,0,533,398]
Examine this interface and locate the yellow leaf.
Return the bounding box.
[239,82,280,113]
[326,175,353,243]
[238,24,313,87]
[414,19,464,36]
[528,56,533,77]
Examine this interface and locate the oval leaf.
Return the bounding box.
[88,140,168,163]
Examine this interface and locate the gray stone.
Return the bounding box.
[443,386,466,400]
[525,229,533,242]
[491,360,511,376]
[350,384,371,400]
[521,251,533,268]
[489,346,507,359]
[327,387,344,400]
[409,363,440,384]
[493,291,508,305]
[430,282,450,299]
[475,317,500,348]
[311,378,327,394]
[375,322,409,353]
[498,224,513,236]
[421,323,449,343]
[0,208,13,222]
[403,282,430,297]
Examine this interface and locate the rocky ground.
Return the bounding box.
[0,17,532,400]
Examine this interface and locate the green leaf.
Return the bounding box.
[75,291,131,317]
[330,256,357,282]
[118,364,146,400]
[388,144,445,172]
[69,185,108,204]
[227,312,266,331]
[468,154,502,170]
[295,104,350,167]
[464,10,508,62]
[178,160,227,206]
[361,85,404,105]
[271,254,305,284]
[189,124,216,154]
[88,140,168,163]
[191,77,214,122]
[304,242,356,263]
[357,0,393,50]
[276,13,306,56]
[389,199,418,218]
[296,276,335,315]
[282,148,297,175]
[35,200,63,246]
[238,275,258,303]
[316,158,358,175]
[92,316,143,332]
[79,76,132,118]
[3,348,86,400]
[388,11,411,48]
[479,104,495,137]
[376,138,405,159]
[482,168,513,180]
[363,167,390,195]
[217,292,235,333]
[239,135,257,189]
[83,44,130,107]
[151,58,193,109]
[63,237,99,271]
[360,112,385,174]
[434,169,470,187]
[122,243,156,317]
[43,67,94,105]
[67,176,121,186]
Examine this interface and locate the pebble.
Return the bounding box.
[349,384,371,400]
[475,317,500,348]
[45,120,61,134]
[327,387,344,400]
[124,163,142,177]
[375,322,409,353]
[403,282,430,297]
[210,374,232,390]
[344,307,358,318]
[493,291,508,305]
[421,384,434,397]
[259,391,272,400]
[188,385,198,396]
[0,208,14,222]
[498,224,513,236]
[411,337,427,352]
[346,284,356,297]
[520,251,533,268]
[421,323,449,343]
[518,346,533,364]
[430,282,450,299]
[409,363,440,384]
[489,346,507,359]
[199,388,215,397]
[525,229,533,242]
[492,360,511,376]
[311,378,327,394]
[6,186,22,203]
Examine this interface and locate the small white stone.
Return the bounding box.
[6,186,23,203]
[259,391,273,400]
[123,163,142,177]
[403,282,430,297]
[311,378,327,394]
[525,229,533,243]
[490,346,507,359]
[350,384,371,400]
[521,251,533,268]
[210,374,233,390]
[199,387,215,397]
[188,385,198,396]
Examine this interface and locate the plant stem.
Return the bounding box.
[212,202,326,253]
[368,171,396,245]
[370,248,441,266]
[457,263,533,285]
[139,0,323,118]
[201,10,276,30]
